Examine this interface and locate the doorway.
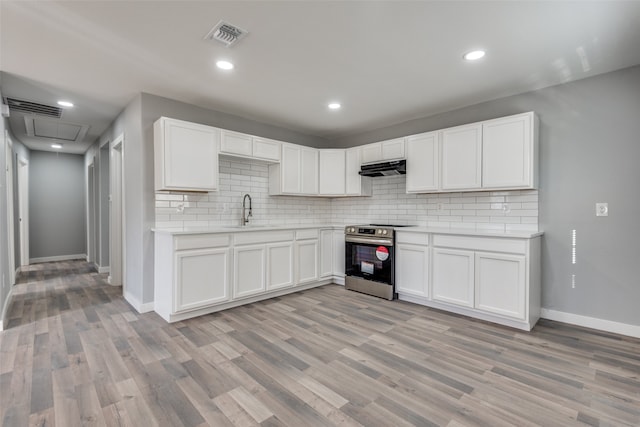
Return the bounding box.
[99,142,110,273]
[109,134,124,288]
[17,157,29,268]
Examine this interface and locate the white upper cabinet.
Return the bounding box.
[382,138,406,160]
[269,143,319,195]
[154,117,219,192]
[406,131,439,193]
[220,130,281,162]
[345,147,372,196]
[319,150,346,195]
[482,112,537,189]
[360,138,405,164]
[441,123,482,190]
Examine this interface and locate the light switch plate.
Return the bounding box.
[596,202,608,217]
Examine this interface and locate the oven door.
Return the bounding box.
[345,237,394,285]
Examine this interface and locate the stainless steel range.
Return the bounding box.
[344,224,408,300]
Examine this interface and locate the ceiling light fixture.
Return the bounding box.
[51,143,63,149]
[328,102,341,110]
[57,100,74,107]
[463,50,486,61]
[216,60,234,70]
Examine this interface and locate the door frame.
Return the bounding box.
[17,157,29,268]
[87,161,96,265]
[109,133,125,288]
[5,132,15,285]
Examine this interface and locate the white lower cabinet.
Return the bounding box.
[233,245,266,299]
[266,242,294,291]
[432,248,475,308]
[176,247,230,312]
[395,231,541,331]
[319,229,333,278]
[332,229,345,278]
[475,252,526,319]
[395,244,429,297]
[296,239,318,284]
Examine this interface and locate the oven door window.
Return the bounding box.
[345,242,393,284]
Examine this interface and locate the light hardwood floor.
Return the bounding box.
[0,260,638,426]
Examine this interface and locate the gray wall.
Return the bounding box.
[331,65,640,327]
[29,151,86,259]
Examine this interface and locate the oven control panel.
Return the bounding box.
[345,225,393,237]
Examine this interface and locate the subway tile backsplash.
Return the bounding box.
[155,158,538,232]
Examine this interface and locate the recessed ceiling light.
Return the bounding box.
[463,50,486,61]
[57,100,74,107]
[328,102,341,110]
[216,60,234,70]
[51,143,63,149]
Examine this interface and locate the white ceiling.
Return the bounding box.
[1,1,640,154]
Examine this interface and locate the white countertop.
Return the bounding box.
[153,224,542,238]
[152,224,342,235]
[397,226,543,239]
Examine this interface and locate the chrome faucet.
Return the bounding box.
[242,193,252,226]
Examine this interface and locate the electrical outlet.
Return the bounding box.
[596,203,608,217]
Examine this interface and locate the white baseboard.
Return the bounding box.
[124,291,154,314]
[541,308,640,339]
[30,254,87,264]
[0,287,15,331]
[98,266,110,274]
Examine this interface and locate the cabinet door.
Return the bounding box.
[233,245,266,299]
[406,132,439,193]
[381,138,405,160]
[301,147,319,195]
[158,118,219,191]
[319,150,346,195]
[361,143,382,164]
[253,137,281,161]
[482,112,534,189]
[296,240,318,284]
[441,123,482,190]
[395,244,429,297]
[332,230,345,276]
[319,230,333,278]
[266,242,294,291]
[432,248,474,307]
[220,130,253,157]
[475,252,526,319]
[175,248,230,312]
[281,144,301,194]
[345,147,364,195]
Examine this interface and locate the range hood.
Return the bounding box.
[359,160,406,177]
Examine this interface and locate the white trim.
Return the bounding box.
[124,290,154,314]
[0,286,14,331]
[541,309,640,339]
[98,266,110,274]
[30,254,87,264]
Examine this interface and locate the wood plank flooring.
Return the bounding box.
[1,260,639,426]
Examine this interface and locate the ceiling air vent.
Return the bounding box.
[204,21,248,47]
[5,97,63,118]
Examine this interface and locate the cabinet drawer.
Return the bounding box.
[175,234,230,250]
[296,229,319,240]
[433,234,526,254]
[234,230,295,245]
[395,232,429,245]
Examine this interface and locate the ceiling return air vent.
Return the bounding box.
[204,21,248,47]
[5,97,63,118]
